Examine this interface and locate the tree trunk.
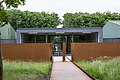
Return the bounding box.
[0,47,3,80]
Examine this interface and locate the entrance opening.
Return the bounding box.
[52,36,72,62]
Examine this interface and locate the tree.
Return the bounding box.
[0,0,25,80]
[0,0,25,9]
[0,0,25,26]
[63,12,120,28]
[0,47,2,80]
[8,9,61,29]
[0,9,11,26]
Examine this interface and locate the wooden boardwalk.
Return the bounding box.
[50,61,93,80]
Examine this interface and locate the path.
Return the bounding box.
[50,58,93,80]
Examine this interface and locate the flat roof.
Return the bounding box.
[17,28,102,34]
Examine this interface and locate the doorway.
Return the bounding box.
[52,36,72,62]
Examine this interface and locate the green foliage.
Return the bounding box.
[3,60,51,80]
[52,36,68,43]
[52,37,61,43]
[8,9,61,29]
[0,10,11,26]
[3,0,25,8]
[76,58,120,80]
[0,0,25,26]
[63,12,120,28]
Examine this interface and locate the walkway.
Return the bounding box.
[50,59,93,80]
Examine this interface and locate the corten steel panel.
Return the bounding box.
[71,42,120,61]
[62,43,66,62]
[2,43,52,61]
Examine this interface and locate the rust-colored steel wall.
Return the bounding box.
[71,42,120,61]
[2,43,52,61]
[62,43,66,62]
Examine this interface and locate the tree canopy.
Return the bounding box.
[0,0,25,26]
[3,0,25,8]
[8,9,61,29]
[63,12,120,28]
[0,9,10,26]
[0,0,25,9]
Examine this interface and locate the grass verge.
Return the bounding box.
[3,60,51,80]
[75,57,120,80]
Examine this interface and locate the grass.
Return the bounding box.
[76,57,120,80]
[3,60,51,80]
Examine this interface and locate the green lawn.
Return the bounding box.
[3,60,51,80]
[76,57,120,80]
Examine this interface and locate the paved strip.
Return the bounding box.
[52,56,71,62]
[50,61,93,80]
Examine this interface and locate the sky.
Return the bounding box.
[17,0,120,28]
[17,0,120,19]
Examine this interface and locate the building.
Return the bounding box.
[103,20,120,42]
[16,28,103,56]
[16,28,103,43]
[0,23,16,44]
